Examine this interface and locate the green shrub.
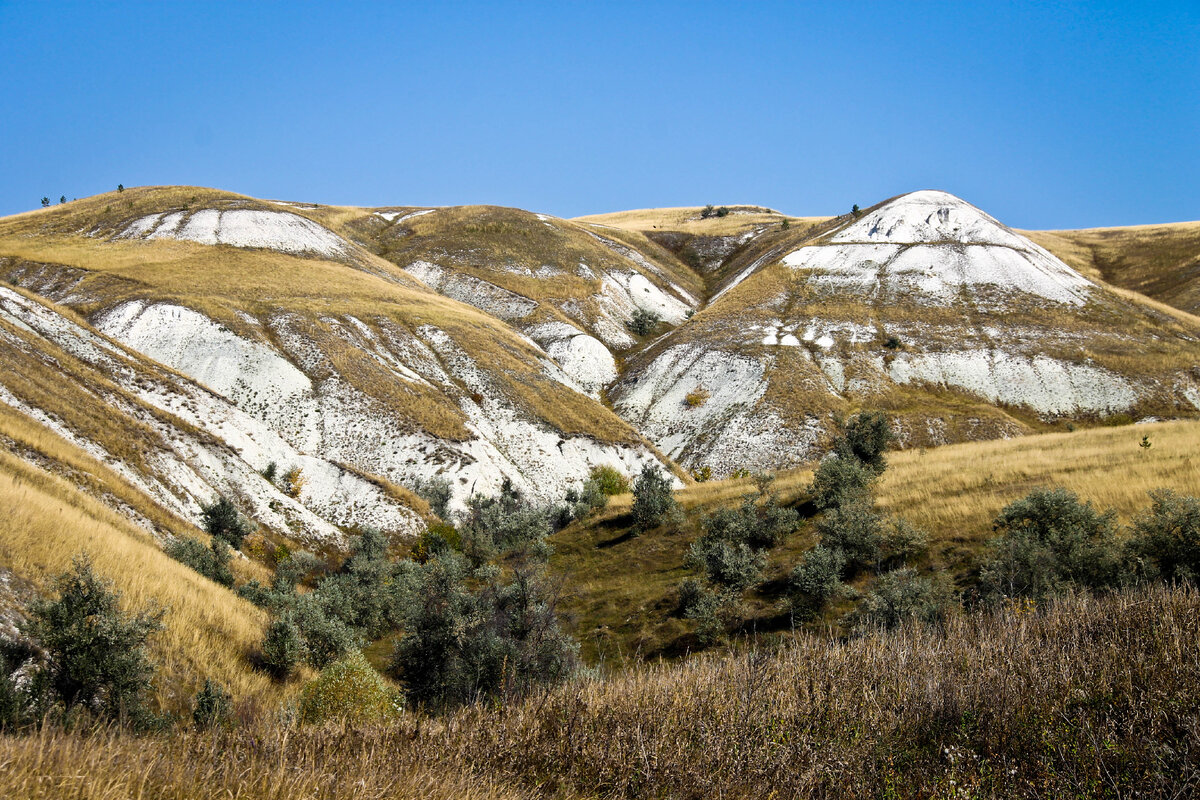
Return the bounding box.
[700,204,715,219]
[627,307,661,336]
[390,552,578,710]
[631,464,679,532]
[261,613,304,678]
[201,497,252,549]
[165,536,234,587]
[978,487,1121,603]
[298,651,403,725]
[589,465,631,496]
[849,568,958,632]
[816,500,883,573]
[261,461,277,483]
[192,679,233,729]
[1127,489,1200,584]
[291,595,359,670]
[22,555,164,723]
[686,537,764,593]
[809,455,876,511]
[880,518,929,569]
[788,546,847,619]
[681,583,727,645]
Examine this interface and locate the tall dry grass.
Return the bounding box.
[0,450,285,713]
[2,585,1195,799]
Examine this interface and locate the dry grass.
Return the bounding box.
[553,420,1200,659]
[0,725,537,800]
[574,206,828,236]
[1027,221,1200,314]
[3,585,1195,799]
[0,449,286,714]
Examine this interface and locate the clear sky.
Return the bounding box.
[1,1,1197,228]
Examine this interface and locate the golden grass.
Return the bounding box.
[0,725,537,800]
[1027,221,1200,314]
[0,449,287,713]
[574,206,829,236]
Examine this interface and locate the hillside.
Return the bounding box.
[1026,220,1200,315]
[613,191,1200,476]
[0,188,671,530]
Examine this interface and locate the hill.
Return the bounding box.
[0,188,671,529]
[612,191,1200,476]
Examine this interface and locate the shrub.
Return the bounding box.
[686,537,764,593]
[117,184,124,192]
[849,568,958,632]
[700,204,715,219]
[879,518,929,569]
[684,387,711,408]
[459,491,552,566]
[412,476,453,520]
[200,497,252,549]
[681,583,727,645]
[22,555,164,722]
[192,679,233,729]
[716,206,729,218]
[780,218,790,230]
[809,455,875,511]
[261,461,277,483]
[165,536,234,587]
[833,412,894,474]
[261,613,304,678]
[851,203,861,216]
[281,467,305,499]
[273,550,321,592]
[788,546,846,619]
[298,651,403,725]
[816,500,883,573]
[692,466,713,482]
[978,487,1121,603]
[391,552,578,709]
[627,307,661,336]
[884,335,902,350]
[631,464,678,532]
[589,465,630,496]
[1127,490,1200,584]
[412,522,461,563]
[40,197,49,207]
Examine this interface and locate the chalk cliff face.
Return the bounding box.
[2,186,1199,540]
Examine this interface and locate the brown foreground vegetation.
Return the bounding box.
[3,584,1197,799]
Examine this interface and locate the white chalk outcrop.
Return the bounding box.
[92,300,665,515]
[782,191,1094,306]
[119,209,350,257]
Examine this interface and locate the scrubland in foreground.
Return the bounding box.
[2,584,1197,799]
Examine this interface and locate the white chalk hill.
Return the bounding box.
[615,191,1200,477]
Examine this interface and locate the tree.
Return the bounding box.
[788,546,846,619]
[40,197,49,207]
[816,500,884,573]
[59,195,66,205]
[22,555,164,722]
[201,497,252,549]
[631,463,678,531]
[412,476,453,520]
[117,184,124,192]
[851,204,861,217]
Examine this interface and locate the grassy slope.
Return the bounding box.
[0,193,645,445]
[1026,220,1200,314]
[553,419,1200,660]
[0,441,285,715]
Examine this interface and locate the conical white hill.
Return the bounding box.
[782,190,1094,305]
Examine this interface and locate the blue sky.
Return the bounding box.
[1,1,1197,227]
